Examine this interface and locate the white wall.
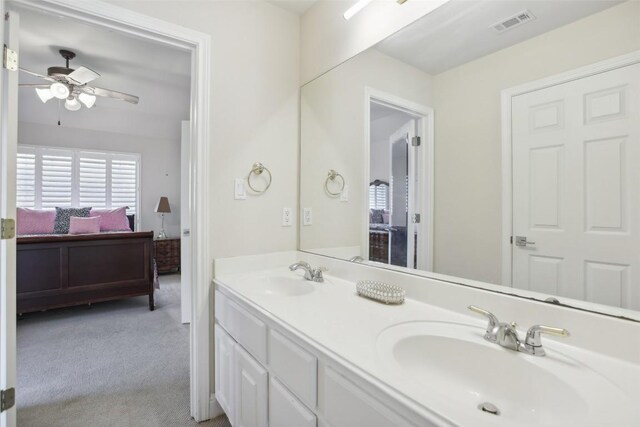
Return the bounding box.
[108,0,301,261]
[432,0,640,284]
[18,122,182,237]
[301,0,449,83]
[300,48,432,251]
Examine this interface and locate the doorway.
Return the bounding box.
[364,88,434,271]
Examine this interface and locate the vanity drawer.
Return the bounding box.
[323,366,418,427]
[270,377,316,427]
[225,295,267,364]
[269,329,318,409]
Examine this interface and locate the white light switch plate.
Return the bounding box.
[282,207,293,226]
[340,185,349,202]
[234,178,247,200]
[303,208,312,226]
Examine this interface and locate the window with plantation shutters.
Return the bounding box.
[16,148,36,208]
[41,150,74,208]
[111,159,138,215]
[17,145,140,218]
[369,184,388,210]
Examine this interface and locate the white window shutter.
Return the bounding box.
[41,150,73,208]
[78,154,108,208]
[111,158,138,215]
[16,148,36,208]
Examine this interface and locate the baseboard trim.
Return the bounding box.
[210,393,224,419]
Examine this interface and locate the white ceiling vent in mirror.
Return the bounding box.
[491,9,536,33]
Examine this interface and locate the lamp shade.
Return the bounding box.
[155,197,171,213]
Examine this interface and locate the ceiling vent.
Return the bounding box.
[491,9,536,33]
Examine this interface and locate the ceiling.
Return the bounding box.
[376,0,623,75]
[265,0,319,15]
[17,8,191,140]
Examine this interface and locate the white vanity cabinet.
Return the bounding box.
[214,289,422,427]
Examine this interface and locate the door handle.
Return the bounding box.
[515,236,535,247]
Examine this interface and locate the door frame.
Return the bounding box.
[4,0,214,422]
[388,120,416,268]
[364,87,433,271]
[500,50,640,287]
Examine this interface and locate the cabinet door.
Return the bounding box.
[215,325,235,424]
[270,377,316,427]
[323,366,418,427]
[235,344,268,427]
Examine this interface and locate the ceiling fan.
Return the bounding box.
[19,49,139,111]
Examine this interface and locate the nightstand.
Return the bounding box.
[154,238,181,274]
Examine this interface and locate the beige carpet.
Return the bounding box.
[17,274,231,427]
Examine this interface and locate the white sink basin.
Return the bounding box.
[261,276,315,296]
[376,321,632,426]
[234,273,316,297]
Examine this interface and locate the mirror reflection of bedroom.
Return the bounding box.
[14,7,195,426]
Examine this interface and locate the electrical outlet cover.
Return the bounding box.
[282,207,293,226]
[303,208,312,226]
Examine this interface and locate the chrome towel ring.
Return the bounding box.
[325,169,345,196]
[247,162,272,193]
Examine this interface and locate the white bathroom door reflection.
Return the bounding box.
[389,120,417,268]
[511,63,640,309]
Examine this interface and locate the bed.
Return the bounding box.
[16,231,155,314]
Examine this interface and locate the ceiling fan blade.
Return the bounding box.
[19,68,55,82]
[82,86,139,104]
[19,84,51,88]
[66,66,100,85]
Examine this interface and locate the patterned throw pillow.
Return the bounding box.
[54,207,91,234]
[371,209,385,224]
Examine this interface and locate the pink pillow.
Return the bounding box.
[89,207,131,231]
[16,208,56,235]
[68,216,101,235]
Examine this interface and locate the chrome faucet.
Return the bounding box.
[289,261,326,282]
[468,305,569,356]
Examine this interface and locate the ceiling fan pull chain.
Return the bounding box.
[57,99,61,126]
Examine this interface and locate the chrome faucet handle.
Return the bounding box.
[468,305,500,342]
[522,325,570,356]
[311,266,327,282]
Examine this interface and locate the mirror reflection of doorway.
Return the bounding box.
[369,100,425,268]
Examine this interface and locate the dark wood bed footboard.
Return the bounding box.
[17,231,155,314]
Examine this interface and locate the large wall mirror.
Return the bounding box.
[299,0,640,320]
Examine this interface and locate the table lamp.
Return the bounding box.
[155,196,171,239]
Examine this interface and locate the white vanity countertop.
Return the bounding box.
[214,267,640,427]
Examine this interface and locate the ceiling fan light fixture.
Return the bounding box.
[35,87,54,103]
[50,82,70,99]
[64,96,81,112]
[78,93,96,109]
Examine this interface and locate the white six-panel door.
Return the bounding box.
[512,63,640,309]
